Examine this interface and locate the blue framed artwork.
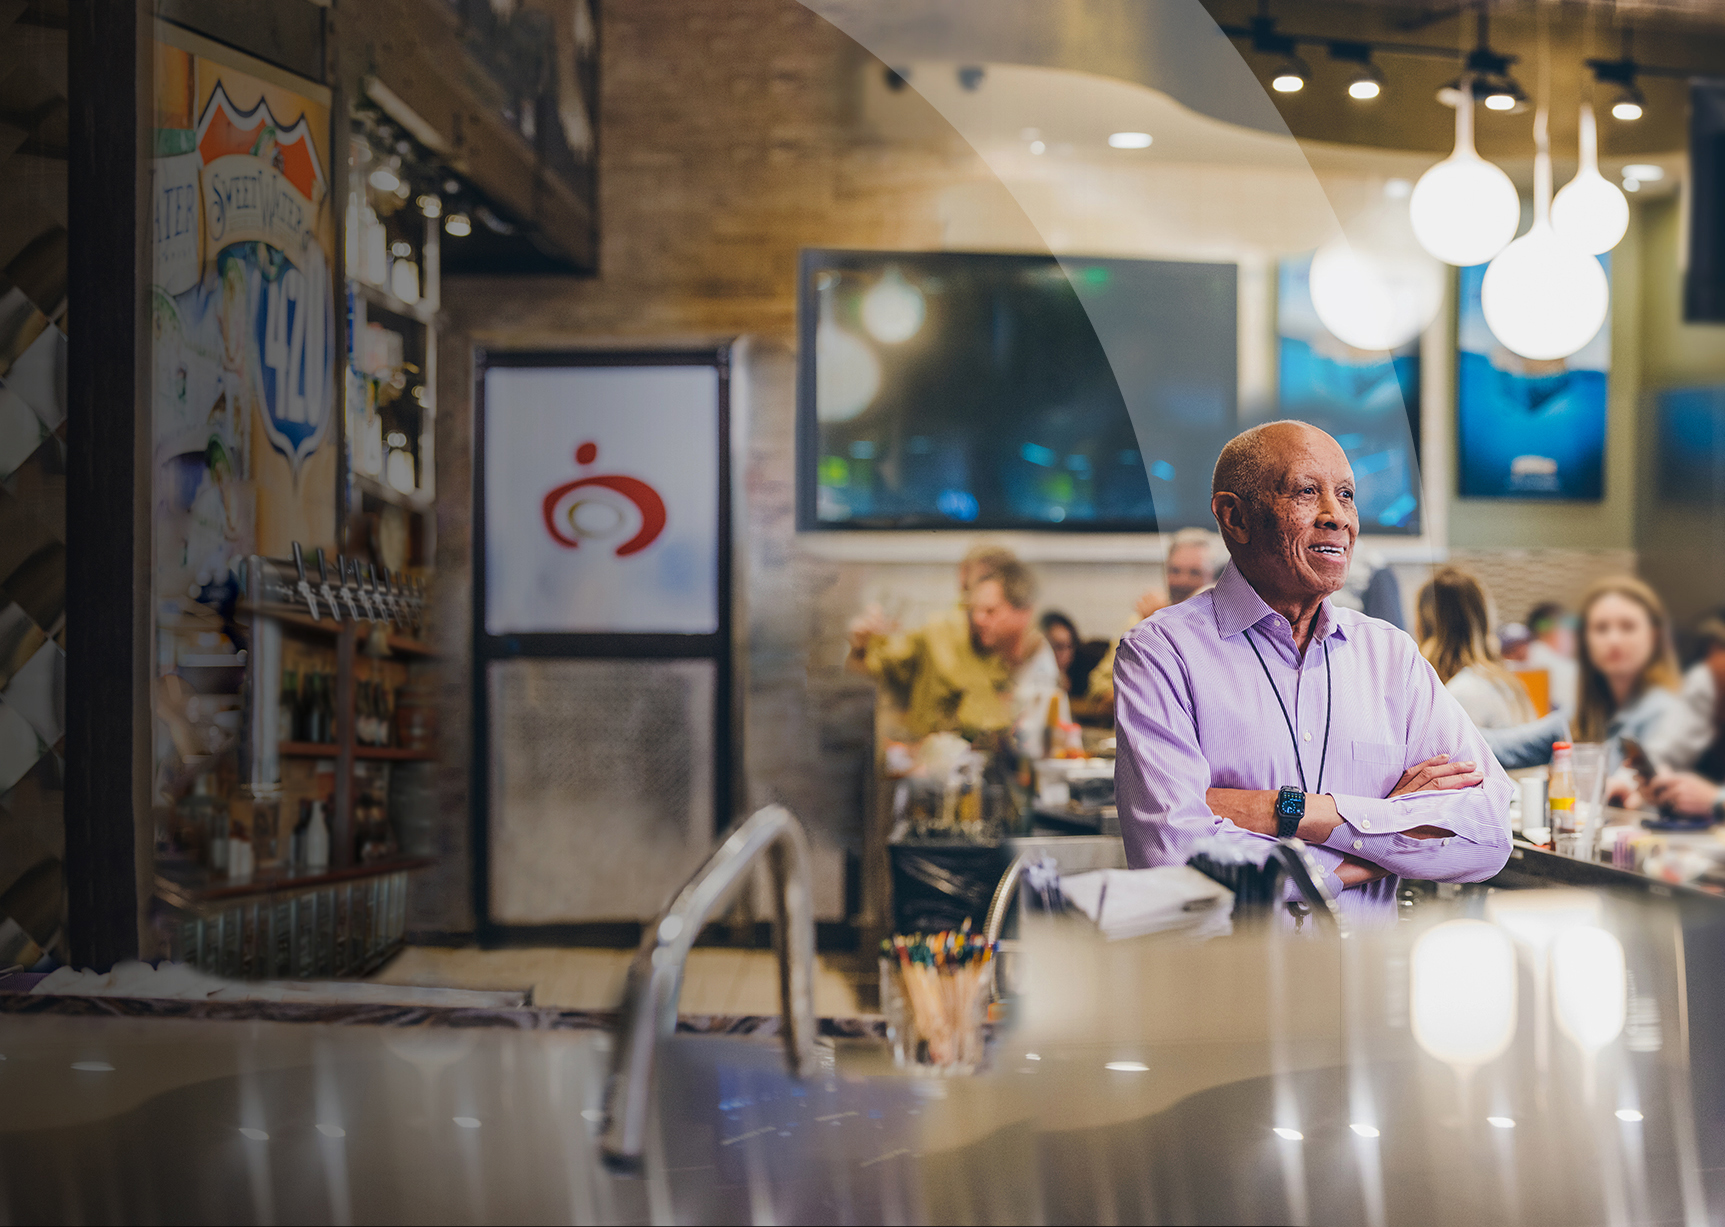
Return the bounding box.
[1456,256,1610,500]
[1277,254,1422,533]
[1657,385,1725,504]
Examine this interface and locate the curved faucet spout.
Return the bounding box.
[601,804,818,1170]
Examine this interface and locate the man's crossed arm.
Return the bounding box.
[1205,754,1484,887]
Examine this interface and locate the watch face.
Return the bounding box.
[1277,792,1303,817]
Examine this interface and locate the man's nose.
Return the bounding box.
[1315,489,1344,525]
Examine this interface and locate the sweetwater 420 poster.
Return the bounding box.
[151,25,337,608]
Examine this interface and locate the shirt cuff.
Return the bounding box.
[1293,840,1347,899]
[1331,793,1430,836]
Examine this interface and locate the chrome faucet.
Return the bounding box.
[600,804,818,1170]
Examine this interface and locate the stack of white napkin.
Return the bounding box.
[1059,866,1234,941]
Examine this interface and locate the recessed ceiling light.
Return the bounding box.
[1487,1116,1516,1129]
[1273,1127,1304,1141]
[239,1127,270,1141]
[1104,1060,1148,1072]
[1029,140,1046,155]
[1349,79,1382,100]
[1350,1123,1380,1138]
[1483,92,1517,111]
[1622,164,1664,182]
[454,1116,482,1129]
[1623,178,1642,192]
[316,1124,346,1138]
[1615,1109,1644,1122]
[1108,131,1153,149]
[1025,1052,1042,1061]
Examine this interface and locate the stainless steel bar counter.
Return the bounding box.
[6,878,1725,1224]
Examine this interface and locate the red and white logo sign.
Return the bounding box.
[540,441,667,557]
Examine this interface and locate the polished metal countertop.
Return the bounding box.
[3,885,1722,1224]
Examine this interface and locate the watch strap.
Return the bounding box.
[1276,785,1305,840]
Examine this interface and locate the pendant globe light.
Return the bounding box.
[1309,184,1445,352]
[1481,108,1610,361]
[1552,103,1629,255]
[1409,86,1521,266]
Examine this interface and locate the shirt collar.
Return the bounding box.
[1211,561,1348,644]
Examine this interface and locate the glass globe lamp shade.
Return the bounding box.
[1553,170,1629,256]
[1410,92,1520,266]
[1480,222,1609,361]
[1552,104,1629,256]
[1309,193,1445,351]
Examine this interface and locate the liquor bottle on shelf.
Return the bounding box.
[280,669,299,744]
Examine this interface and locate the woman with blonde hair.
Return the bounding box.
[1572,577,1683,797]
[1417,568,1537,728]
[1416,568,1570,770]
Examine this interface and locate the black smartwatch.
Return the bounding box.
[1275,786,1305,840]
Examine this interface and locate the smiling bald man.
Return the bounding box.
[1113,421,1512,921]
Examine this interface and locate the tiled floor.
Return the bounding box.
[370,944,867,1016]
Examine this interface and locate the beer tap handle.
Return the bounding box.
[292,542,321,621]
[315,548,343,620]
[344,556,373,621]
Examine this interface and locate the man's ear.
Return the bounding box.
[1211,492,1251,546]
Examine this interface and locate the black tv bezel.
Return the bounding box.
[794,247,1218,534]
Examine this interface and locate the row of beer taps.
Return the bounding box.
[288,542,425,630]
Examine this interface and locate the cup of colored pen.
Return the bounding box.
[880,927,995,1074]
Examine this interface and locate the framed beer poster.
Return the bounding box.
[151,22,338,594]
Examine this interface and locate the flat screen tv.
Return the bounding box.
[797,249,1239,532]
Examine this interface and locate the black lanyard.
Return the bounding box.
[1243,627,1332,796]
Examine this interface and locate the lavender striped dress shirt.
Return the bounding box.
[1114,563,1514,921]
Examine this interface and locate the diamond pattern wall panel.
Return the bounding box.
[0,1,66,966]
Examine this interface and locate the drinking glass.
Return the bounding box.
[1570,743,1610,855]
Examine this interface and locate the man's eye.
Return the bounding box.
[1341,489,1355,501]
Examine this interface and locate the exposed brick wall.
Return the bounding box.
[427,0,1144,928]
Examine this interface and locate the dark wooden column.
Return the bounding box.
[63,0,151,970]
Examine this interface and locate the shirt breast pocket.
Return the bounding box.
[1352,740,1406,768]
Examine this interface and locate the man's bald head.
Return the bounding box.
[1209,420,1358,613]
[1212,420,1342,508]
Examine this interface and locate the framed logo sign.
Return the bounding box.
[472,350,735,937]
[481,361,722,635]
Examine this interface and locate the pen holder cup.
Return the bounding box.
[880,955,989,1075]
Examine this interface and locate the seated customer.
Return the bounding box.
[1040,611,1107,699]
[1575,578,1683,803]
[1639,615,1725,819]
[1417,569,1537,729]
[1114,421,1512,920]
[1416,568,1568,770]
[847,557,1057,745]
[1084,529,1224,716]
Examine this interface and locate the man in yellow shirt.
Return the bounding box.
[846,557,1057,741]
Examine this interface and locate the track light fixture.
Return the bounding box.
[1272,55,1310,93]
[1330,42,1383,100]
[1589,28,1645,121]
[1250,11,1307,95]
[1610,86,1644,121]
